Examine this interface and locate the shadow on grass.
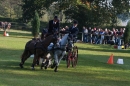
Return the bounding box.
[0,59,130,86]
[0,47,130,86]
[0,44,130,71]
[0,47,32,69]
[0,60,43,72]
[0,44,130,86]
[0,46,130,71]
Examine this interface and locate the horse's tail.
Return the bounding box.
[20,40,31,59]
[20,49,30,59]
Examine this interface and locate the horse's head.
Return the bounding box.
[51,34,59,45]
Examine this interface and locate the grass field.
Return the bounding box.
[0,30,130,86]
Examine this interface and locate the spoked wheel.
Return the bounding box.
[71,56,75,67]
[72,46,78,67]
[66,51,72,68]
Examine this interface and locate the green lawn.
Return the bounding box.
[0,30,130,86]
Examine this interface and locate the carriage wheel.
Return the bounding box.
[66,51,72,68]
[67,58,71,68]
[72,46,78,67]
[71,56,75,67]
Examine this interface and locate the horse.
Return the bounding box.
[41,29,48,40]
[48,34,73,72]
[19,38,42,68]
[19,35,58,69]
[31,35,58,70]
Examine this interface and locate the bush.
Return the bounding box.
[31,11,40,38]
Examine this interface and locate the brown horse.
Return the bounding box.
[31,35,58,70]
[19,38,43,68]
[19,35,58,69]
[41,31,52,40]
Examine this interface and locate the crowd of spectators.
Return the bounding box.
[0,21,11,31]
[82,26,125,46]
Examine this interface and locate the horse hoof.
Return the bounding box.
[31,67,35,70]
[45,66,47,69]
[41,66,43,69]
[19,64,23,68]
[41,63,45,67]
[51,65,54,69]
[36,62,39,65]
[54,70,58,72]
[41,63,45,69]
[51,63,56,69]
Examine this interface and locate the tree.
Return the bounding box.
[112,0,130,25]
[124,20,130,44]
[0,0,22,18]
[32,11,40,38]
[22,0,46,22]
[63,0,130,28]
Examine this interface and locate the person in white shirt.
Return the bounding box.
[83,26,88,43]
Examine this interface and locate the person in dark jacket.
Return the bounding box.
[48,16,59,35]
[67,20,79,43]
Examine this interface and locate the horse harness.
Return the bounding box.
[35,41,48,52]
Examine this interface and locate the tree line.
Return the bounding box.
[0,0,130,42]
[0,0,130,27]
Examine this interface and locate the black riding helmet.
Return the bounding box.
[73,20,78,24]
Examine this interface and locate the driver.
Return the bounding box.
[66,20,79,43]
[48,16,59,35]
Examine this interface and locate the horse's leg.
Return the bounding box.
[36,57,40,65]
[41,58,46,69]
[53,53,59,72]
[51,53,57,69]
[44,53,51,69]
[58,51,66,64]
[47,58,52,68]
[40,53,48,69]
[19,50,30,68]
[54,51,66,72]
[31,54,38,70]
[44,59,49,69]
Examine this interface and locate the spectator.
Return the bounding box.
[83,26,88,43]
[4,22,8,31]
[7,22,11,30]
[99,29,104,44]
[95,29,100,44]
[88,27,92,43]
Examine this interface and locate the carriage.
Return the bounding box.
[49,33,79,71]
[20,32,79,72]
[66,45,78,68]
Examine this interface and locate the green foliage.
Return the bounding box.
[22,0,47,22]
[112,0,130,14]
[63,0,130,28]
[64,4,90,29]
[31,11,40,38]
[1,0,130,29]
[112,0,130,21]
[0,0,22,18]
[124,20,130,44]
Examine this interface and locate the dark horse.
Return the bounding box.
[19,35,58,69]
[31,35,58,70]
